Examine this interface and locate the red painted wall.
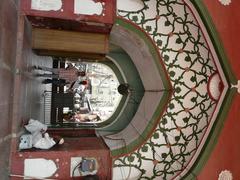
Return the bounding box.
[198,1,240,179]
[0,0,18,179]
[202,0,240,78]
[21,0,116,33]
[11,137,112,179]
[21,0,115,24]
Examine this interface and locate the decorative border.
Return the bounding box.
[183,88,236,179]
[182,0,237,178]
[207,72,221,101]
[113,0,236,179]
[189,0,236,84]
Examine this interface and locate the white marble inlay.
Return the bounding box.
[218,170,233,180]
[74,0,103,15]
[113,166,142,180]
[24,158,57,178]
[31,0,62,11]
[231,80,240,94]
[117,0,144,12]
[219,0,232,6]
[209,73,222,100]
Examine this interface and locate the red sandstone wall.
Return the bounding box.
[198,1,240,179]
[0,1,52,177]
[0,0,19,178]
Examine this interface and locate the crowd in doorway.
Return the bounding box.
[33,62,101,124]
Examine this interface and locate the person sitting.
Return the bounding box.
[73,113,101,123]
[19,119,64,150]
[63,112,100,123]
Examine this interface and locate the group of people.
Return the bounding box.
[34,63,101,123]
[34,63,86,88]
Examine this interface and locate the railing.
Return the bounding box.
[43,91,52,124]
[43,90,98,128]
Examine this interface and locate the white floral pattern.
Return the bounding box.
[113,0,229,179]
[219,0,232,6]
[218,170,233,180]
[231,80,240,94]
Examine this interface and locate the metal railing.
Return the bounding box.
[43,91,52,124]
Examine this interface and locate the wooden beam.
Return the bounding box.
[32,28,109,55]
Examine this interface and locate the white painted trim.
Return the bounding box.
[31,0,62,11]
[74,0,103,15]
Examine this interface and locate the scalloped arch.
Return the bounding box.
[111,0,235,179]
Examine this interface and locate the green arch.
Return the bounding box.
[107,18,172,157]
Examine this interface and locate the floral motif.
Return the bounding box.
[218,170,233,180]
[113,0,228,179]
[231,80,240,94]
[219,0,232,6]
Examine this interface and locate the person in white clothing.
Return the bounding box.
[20,119,64,150]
